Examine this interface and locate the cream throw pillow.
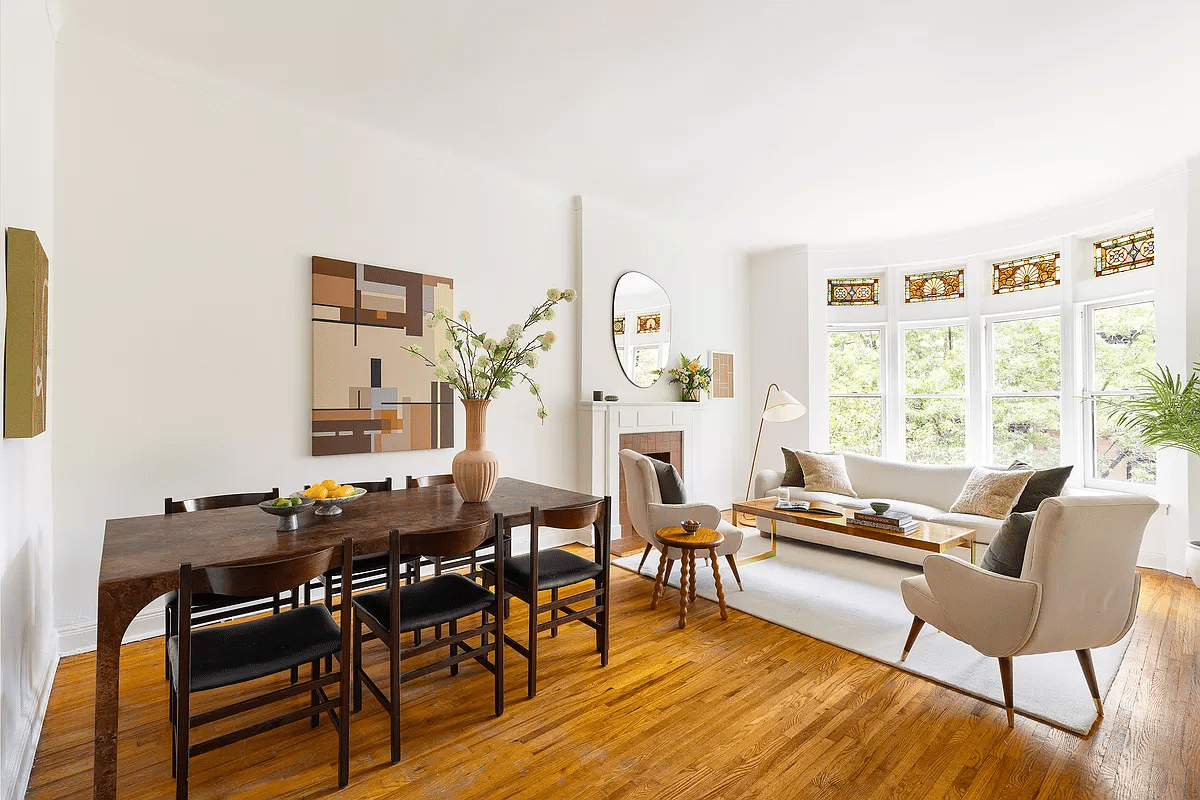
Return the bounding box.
[796,452,857,497]
[950,467,1036,519]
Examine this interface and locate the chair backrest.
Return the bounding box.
[406,474,454,489]
[305,478,392,493]
[1020,494,1158,655]
[188,544,346,598]
[618,449,660,539]
[165,488,280,515]
[392,516,494,558]
[535,497,611,561]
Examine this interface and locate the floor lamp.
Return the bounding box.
[739,384,806,525]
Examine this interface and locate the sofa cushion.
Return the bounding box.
[979,511,1037,577]
[781,447,805,487]
[797,452,856,496]
[842,453,975,512]
[646,456,686,504]
[1008,461,1073,513]
[950,467,1035,519]
[927,512,1006,545]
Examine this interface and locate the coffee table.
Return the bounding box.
[730,498,977,566]
[651,525,729,629]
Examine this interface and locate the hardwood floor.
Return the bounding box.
[27,550,1200,799]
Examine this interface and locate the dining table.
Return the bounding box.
[92,476,601,800]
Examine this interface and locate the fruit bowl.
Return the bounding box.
[680,519,701,535]
[258,497,315,532]
[297,487,368,517]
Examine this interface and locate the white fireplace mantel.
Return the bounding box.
[580,400,704,500]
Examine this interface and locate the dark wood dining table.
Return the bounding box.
[92,477,601,799]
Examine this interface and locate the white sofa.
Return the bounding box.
[754,453,1060,565]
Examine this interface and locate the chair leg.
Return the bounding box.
[389,621,401,764]
[900,616,925,662]
[528,590,538,699]
[724,554,743,591]
[1076,649,1103,715]
[164,605,173,682]
[551,588,559,637]
[353,616,364,713]
[998,656,1015,728]
[449,619,459,676]
[636,543,654,575]
[310,658,320,728]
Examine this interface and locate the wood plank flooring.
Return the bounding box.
[26,549,1200,799]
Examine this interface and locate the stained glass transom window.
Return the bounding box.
[992,251,1060,294]
[904,268,965,303]
[613,317,625,335]
[827,277,880,306]
[1094,228,1154,276]
[636,313,661,334]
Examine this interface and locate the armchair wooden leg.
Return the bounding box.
[1076,649,1103,715]
[724,554,743,590]
[900,616,925,662]
[998,656,1015,728]
[636,543,654,575]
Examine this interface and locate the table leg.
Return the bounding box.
[688,551,697,602]
[650,545,667,609]
[709,547,728,620]
[739,516,778,565]
[970,538,977,565]
[678,551,690,629]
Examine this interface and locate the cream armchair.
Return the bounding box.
[899,494,1158,726]
[618,449,744,590]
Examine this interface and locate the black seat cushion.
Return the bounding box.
[168,604,341,692]
[354,573,495,634]
[485,549,603,593]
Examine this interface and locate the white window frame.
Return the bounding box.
[984,309,1063,467]
[1078,293,1157,490]
[899,318,970,464]
[826,324,886,457]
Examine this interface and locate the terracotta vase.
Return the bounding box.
[452,398,499,502]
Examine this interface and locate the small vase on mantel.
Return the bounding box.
[681,387,700,402]
[452,398,499,502]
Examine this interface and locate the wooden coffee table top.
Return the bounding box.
[656,525,725,549]
[731,498,975,554]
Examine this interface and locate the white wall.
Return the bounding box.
[0,1,58,796]
[49,35,588,650]
[577,196,746,505]
[759,166,1198,575]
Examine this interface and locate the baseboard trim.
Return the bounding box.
[1137,550,1187,577]
[4,648,59,800]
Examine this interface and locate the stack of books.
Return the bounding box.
[848,508,919,534]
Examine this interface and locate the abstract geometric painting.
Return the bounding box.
[905,268,965,303]
[4,228,48,438]
[312,256,455,456]
[992,252,1060,294]
[1095,228,1154,276]
[827,277,880,306]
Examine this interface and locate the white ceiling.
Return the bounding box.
[56,0,1200,250]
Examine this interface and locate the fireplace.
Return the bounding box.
[617,431,683,539]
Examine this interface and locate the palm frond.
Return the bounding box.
[1102,360,1200,459]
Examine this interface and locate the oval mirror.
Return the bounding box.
[612,271,671,388]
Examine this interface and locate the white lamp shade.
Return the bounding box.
[762,387,806,423]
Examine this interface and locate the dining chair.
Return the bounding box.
[162,488,283,680]
[170,539,353,798]
[481,498,611,698]
[406,474,509,579]
[352,515,505,764]
[312,478,420,613]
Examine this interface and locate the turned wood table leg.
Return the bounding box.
[678,551,691,629]
[688,551,698,602]
[709,547,727,620]
[650,547,667,609]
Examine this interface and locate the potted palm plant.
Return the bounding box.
[1106,358,1200,588]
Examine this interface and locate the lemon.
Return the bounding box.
[335,485,356,498]
[305,485,329,500]
[321,479,340,491]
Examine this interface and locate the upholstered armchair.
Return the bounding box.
[618,448,744,590]
[899,494,1158,726]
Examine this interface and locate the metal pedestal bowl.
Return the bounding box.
[258,497,316,532]
[308,487,368,516]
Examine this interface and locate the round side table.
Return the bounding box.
[651,526,728,629]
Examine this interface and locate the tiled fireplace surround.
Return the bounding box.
[582,402,701,541]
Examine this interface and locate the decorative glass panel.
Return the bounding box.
[636,313,661,334]
[613,316,625,335]
[992,252,1060,294]
[827,277,879,306]
[1094,228,1154,276]
[904,268,965,303]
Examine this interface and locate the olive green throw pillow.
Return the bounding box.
[1008,460,1074,513]
[781,447,806,487]
[980,511,1037,578]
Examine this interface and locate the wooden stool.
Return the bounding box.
[651,526,728,629]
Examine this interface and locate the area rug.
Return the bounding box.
[614,536,1134,735]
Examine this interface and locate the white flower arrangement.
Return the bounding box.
[405,287,576,420]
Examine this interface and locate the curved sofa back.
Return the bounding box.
[842,452,976,512]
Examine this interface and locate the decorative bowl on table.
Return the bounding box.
[258,497,315,532]
[299,487,368,517]
[680,519,701,535]
[870,502,891,515]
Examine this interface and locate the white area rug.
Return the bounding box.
[615,536,1133,735]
